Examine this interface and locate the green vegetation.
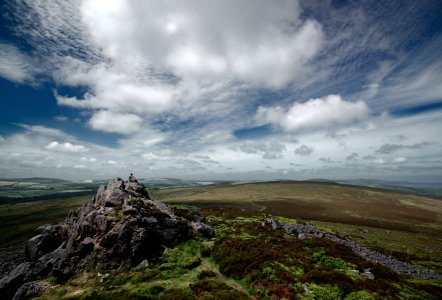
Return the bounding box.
[2,181,442,298]
[0,178,100,203]
[0,195,91,257]
[156,181,442,234]
[39,209,441,299]
[159,181,442,271]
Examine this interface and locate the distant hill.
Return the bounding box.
[337,179,442,198]
[0,177,69,183]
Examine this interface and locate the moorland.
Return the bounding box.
[0,180,441,299]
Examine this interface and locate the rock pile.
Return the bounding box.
[270,217,441,280]
[0,178,213,300]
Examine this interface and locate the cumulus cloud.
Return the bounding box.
[346,152,358,161]
[45,141,89,153]
[363,155,376,160]
[374,158,386,164]
[393,157,407,163]
[256,95,370,132]
[375,141,432,154]
[294,145,313,156]
[88,110,143,134]
[7,0,325,135]
[175,159,205,170]
[79,0,323,88]
[237,141,286,159]
[55,74,174,114]
[319,157,333,163]
[81,157,97,162]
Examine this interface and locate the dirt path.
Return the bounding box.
[199,255,250,296]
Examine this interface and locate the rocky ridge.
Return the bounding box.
[270,217,441,280]
[0,178,213,300]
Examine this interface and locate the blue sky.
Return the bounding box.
[0,0,441,181]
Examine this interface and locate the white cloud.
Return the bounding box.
[81,157,97,162]
[16,124,67,138]
[256,95,370,132]
[0,43,37,84]
[294,145,313,156]
[2,2,442,181]
[11,0,324,134]
[346,152,358,161]
[88,110,143,134]
[80,0,323,88]
[54,115,69,122]
[108,160,117,165]
[236,141,286,159]
[55,70,175,114]
[393,157,406,163]
[374,158,385,164]
[45,141,89,153]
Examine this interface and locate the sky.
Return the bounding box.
[0,0,441,181]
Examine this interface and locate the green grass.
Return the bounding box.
[2,181,442,299]
[157,181,442,271]
[17,207,442,299]
[0,195,91,257]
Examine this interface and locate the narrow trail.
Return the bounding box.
[199,254,250,296]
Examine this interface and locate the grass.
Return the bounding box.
[0,195,91,257]
[16,207,442,299]
[2,181,442,298]
[157,181,442,270]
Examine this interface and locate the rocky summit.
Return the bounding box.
[0,178,213,300]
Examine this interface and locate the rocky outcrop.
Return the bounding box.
[270,217,441,280]
[0,178,213,300]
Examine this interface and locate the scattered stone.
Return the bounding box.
[271,218,442,280]
[302,284,311,293]
[362,268,375,279]
[270,217,282,230]
[297,233,306,240]
[97,272,109,283]
[138,259,149,268]
[191,221,215,238]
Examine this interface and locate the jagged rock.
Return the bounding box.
[191,221,215,238]
[24,224,66,262]
[0,262,32,300]
[270,217,281,230]
[0,177,213,299]
[12,280,52,300]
